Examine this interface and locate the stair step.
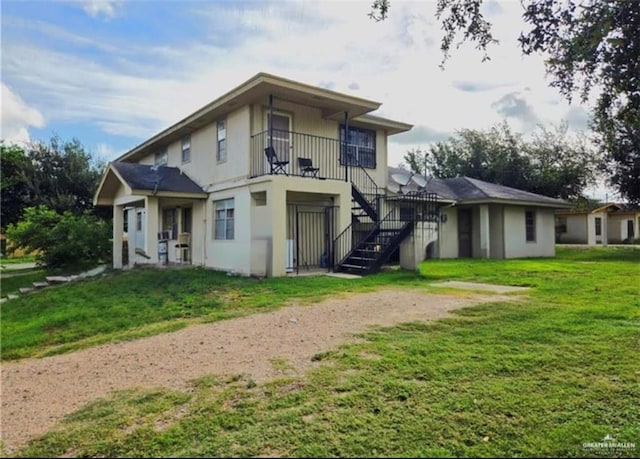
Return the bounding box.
[19,287,35,294]
[33,281,49,288]
[339,263,368,270]
[46,275,73,283]
[7,293,19,300]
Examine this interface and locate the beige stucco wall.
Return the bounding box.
[558,213,588,243]
[438,206,458,258]
[489,204,505,258]
[503,206,555,258]
[400,222,438,269]
[204,176,351,277]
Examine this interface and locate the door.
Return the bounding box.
[458,209,472,258]
[135,208,146,250]
[595,217,602,243]
[266,113,292,174]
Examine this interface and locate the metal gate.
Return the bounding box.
[287,205,337,274]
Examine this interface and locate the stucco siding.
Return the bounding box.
[504,206,555,258]
[206,187,252,275]
[438,206,458,258]
[489,204,504,258]
[559,214,588,243]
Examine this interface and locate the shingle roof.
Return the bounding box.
[387,167,570,207]
[111,162,206,195]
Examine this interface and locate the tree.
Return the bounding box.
[0,143,31,229]
[371,0,640,203]
[6,206,111,268]
[0,136,106,229]
[410,122,598,200]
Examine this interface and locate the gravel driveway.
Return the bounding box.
[1,288,514,455]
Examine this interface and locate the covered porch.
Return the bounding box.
[94,162,208,269]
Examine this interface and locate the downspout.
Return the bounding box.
[269,95,274,148]
[344,111,349,183]
[269,94,274,174]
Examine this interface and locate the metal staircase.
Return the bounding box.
[333,208,414,274]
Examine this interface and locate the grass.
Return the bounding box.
[0,267,431,360]
[0,254,36,265]
[7,246,640,458]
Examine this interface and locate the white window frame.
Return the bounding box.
[217,120,227,162]
[154,148,168,166]
[181,135,191,163]
[214,198,234,240]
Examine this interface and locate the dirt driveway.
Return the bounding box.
[1,288,516,455]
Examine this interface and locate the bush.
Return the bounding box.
[6,206,111,268]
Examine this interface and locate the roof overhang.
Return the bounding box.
[351,114,413,135]
[118,73,383,163]
[94,164,207,206]
[457,198,572,209]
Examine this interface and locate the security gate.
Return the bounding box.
[286,205,337,273]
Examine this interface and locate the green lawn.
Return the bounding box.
[7,246,640,458]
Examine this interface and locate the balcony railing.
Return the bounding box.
[250,128,383,189]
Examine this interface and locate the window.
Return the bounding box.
[217,120,227,162]
[627,219,634,238]
[595,217,602,236]
[340,125,376,168]
[525,210,536,242]
[181,135,191,163]
[154,148,168,166]
[214,198,234,240]
[556,216,567,234]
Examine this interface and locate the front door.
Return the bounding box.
[458,209,472,258]
[135,208,146,250]
[266,113,292,174]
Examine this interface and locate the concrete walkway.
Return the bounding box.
[0,262,38,272]
[431,281,530,293]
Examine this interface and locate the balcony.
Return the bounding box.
[251,128,377,180]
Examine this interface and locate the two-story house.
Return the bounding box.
[95,72,570,277]
[94,72,428,276]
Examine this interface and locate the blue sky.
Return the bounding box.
[1,0,610,199]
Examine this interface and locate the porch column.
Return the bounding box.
[479,204,490,258]
[126,208,136,268]
[145,196,160,263]
[269,183,287,276]
[112,204,124,269]
[601,212,608,246]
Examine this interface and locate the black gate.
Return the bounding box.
[287,205,337,274]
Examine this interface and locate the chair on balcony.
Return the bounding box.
[298,157,319,178]
[264,146,289,175]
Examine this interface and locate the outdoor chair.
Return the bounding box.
[297,157,320,178]
[264,146,289,175]
[174,232,191,264]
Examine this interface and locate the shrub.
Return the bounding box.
[6,206,111,268]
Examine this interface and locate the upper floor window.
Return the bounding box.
[217,120,227,162]
[525,210,536,242]
[340,125,376,169]
[154,148,168,166]
[214,198,234,240]
[181,135,191,163]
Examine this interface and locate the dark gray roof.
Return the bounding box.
[388,167,570,207]
[111,162,206,195]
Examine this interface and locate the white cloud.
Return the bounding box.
[1,83,45,144]
[77,0,122,19]
[2,0,594,168]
